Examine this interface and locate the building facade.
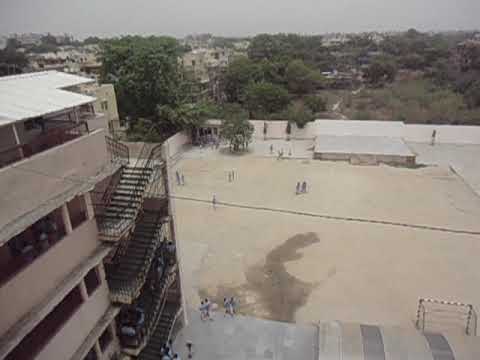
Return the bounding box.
[0,71,183,360]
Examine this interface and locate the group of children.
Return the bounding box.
[270,144,293,159]
[296,181,308,195]
[199,297,237,320]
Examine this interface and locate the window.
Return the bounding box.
[101,100,108,111]
[84,266,101,296]
[98,327,113,352]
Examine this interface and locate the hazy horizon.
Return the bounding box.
[1,0,479,39]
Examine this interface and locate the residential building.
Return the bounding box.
[80,83,126,138]
[0,71,183,360]
[181,48,232,101]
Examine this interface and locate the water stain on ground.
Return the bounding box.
[199,232,320,322]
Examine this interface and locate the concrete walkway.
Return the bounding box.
[173,309,317,360]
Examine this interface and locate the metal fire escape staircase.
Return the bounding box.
[107,210,169,304]
[100,140,180,356]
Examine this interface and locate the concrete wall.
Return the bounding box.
[404,124,480,144]
[87,113,108,132]
[0,219,100,337]
[315,152,413,166]
[0,129,109,231]
[36,281,111,360]
[251,120,288,139]
[162,131,191,161]
[92,84,120,124]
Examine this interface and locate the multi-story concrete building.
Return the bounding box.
[0,71,183,360]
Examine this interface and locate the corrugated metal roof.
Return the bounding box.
[0,71,96,126]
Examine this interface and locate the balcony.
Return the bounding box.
[0,121,90,169]
[5,285,84,360]
[0,128,114,238]
[0,207,65,287]
[106,211,169,304]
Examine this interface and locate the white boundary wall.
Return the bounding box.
[404,124,480,144]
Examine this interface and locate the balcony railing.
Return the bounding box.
[0,122,89,169]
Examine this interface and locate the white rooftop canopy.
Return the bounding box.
[0,71,96,127]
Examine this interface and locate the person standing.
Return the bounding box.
[431,129,437,146]
[186,341,193,359]
[230,297,237,315]
[212,195,217,210]
[270,144,274,154]
[181,174,185,186]
[199,301,206,321]
[296,182,301,195]
[302,181,307,194]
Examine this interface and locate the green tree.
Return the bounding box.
[364,60,397,85]
[101,36,209,139]
[101,36,184,120]
[286,103,314,128]
[465,81,480,108]
[157,100,217,133]
[0,39,28,76]
[222,57,262,103]
[304,95,327,113]
[220,112,254,152]
[245,82,289,117]
[285,60,324,94]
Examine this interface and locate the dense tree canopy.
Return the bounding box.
[222,57,262,103]
[245,82,289,117]
[285,60,324,94]
[101,36,212,138]
[364,60,397,85]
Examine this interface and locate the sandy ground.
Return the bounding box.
[173,145,480,330]
[408,142,480,196]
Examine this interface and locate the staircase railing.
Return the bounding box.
[109,220,167,303]
[143,263,177,343]
[120,259,177,351]
[105,136,130,165]
[98,143,163,238]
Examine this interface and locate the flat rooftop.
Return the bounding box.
[173,149,480,330]
[314,135,415,157]
[0,71,95,126]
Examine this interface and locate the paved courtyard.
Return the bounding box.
[173,142,480,330]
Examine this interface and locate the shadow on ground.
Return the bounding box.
[199,232,321,322]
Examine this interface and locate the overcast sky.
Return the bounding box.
[0,0,479,39]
